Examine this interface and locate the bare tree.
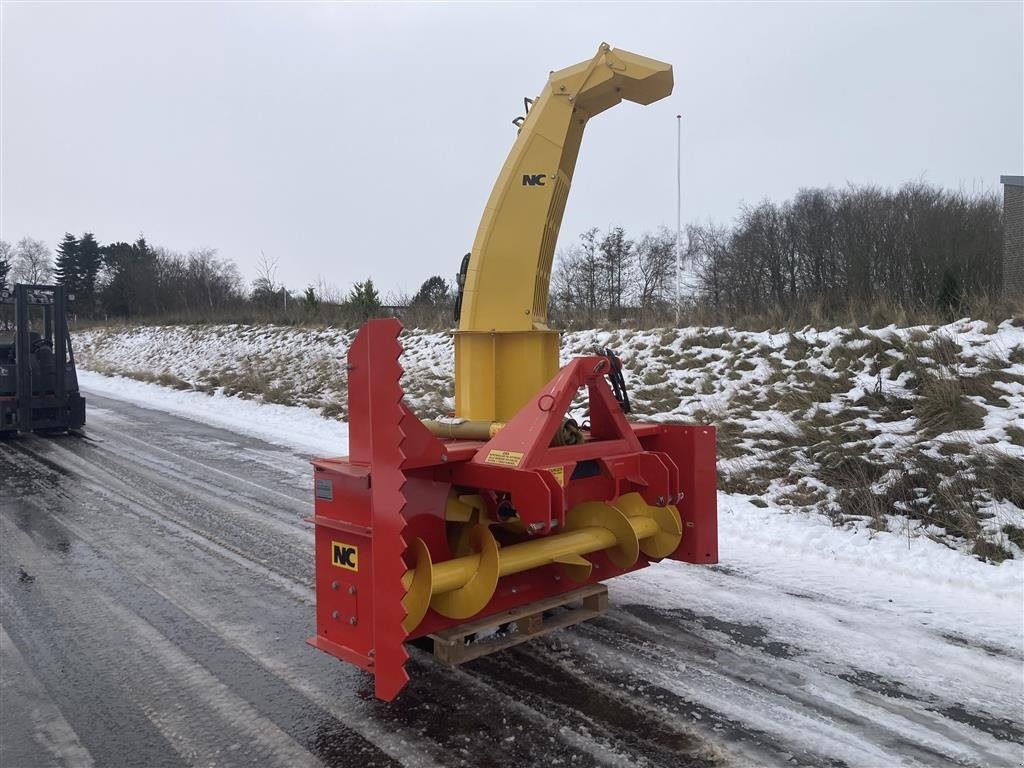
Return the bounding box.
[185,247,241,309]
[251,252,282,306]
[12,237,53,284]
[600,227,634,322]
[312,275,345,304]
[551,228,605,326]
[254,252,278,289]
[0,240,11,291]
[634,229,676,324]
[684,181,1001,320]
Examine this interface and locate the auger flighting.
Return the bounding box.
[401,493,683,631]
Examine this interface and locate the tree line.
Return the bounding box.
[548,181,1005,327]
[0,233,244,318]
[550,226,677,327]
[684,181,1003,322]
[0,180,1007,328]
[0,233,402,324]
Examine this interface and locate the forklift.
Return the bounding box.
[0,284,86,436]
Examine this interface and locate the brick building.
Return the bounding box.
[1003,175,1024,297]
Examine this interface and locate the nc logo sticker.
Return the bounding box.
[331,541,358,571]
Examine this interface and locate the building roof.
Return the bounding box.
[1001,175,1024,187]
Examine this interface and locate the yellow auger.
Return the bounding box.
[401,493,682,632]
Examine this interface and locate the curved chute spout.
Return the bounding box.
[455,45,673,422]
[458,44,673,334]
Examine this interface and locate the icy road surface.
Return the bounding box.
[1,377,1022,768]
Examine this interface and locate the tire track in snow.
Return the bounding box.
[579,609,1020,767]
[5,388,1022,768]
[5,433,645,767]
[1,442,433,768]
[9,436,316,598]
[0,625,95,768]
[1,515,328,768]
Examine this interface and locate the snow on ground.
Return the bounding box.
[74,324,453,418]
[19,376,1017,767]
[69,325,1024,766]
[76,360,1024,766]
[77,370,345,457]
[78,369,1023,637]
[75,317,1024,561]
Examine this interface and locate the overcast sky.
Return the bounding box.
[2,2,1022,296]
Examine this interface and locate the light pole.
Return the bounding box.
[675,113,682,327]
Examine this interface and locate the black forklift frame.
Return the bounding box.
[1,283,83,433]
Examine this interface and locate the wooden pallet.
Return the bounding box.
[428,584,608,665]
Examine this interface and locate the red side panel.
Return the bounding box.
[308,462,375,668]
[638,425,718,564]
[309,319,442,700]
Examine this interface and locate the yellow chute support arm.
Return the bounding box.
[455,44,673,422]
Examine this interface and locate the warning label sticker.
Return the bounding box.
[484,449,524,467]
[546,466,565,486]
[331,541,359,571]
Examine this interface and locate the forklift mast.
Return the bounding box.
[0,284,85,435]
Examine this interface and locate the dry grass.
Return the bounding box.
[155,372,192,391]
[912,376,986,437]
[81,314,1024,562]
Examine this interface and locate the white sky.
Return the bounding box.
[2,1,1022,297]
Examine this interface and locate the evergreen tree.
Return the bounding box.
[410,276,450,306]
[101,235,159,318]
[303,286,320,312]
[348,278,381,320]
[54,233,81,293]
[100,241,135,317]
[77,233,103,313]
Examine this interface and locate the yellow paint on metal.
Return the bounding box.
[454,329,560,422]
[446,493,488,557]
[444,490,478,523]
[430,526,500,620]
[401,495,682,631]
[563,501,642,570]
[454,44,673,422]
[331,541,359,571]
[614,492,683,559]
[553,552,593,582]
[423,419,508,441]
[496,526,618,575]
[401,539,433,632]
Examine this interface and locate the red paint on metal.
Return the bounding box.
[638,425,718,564]
[309,319,718,700]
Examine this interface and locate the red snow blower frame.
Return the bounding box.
[307,320,717,700]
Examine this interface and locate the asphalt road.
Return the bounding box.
[1,392,1021,768]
